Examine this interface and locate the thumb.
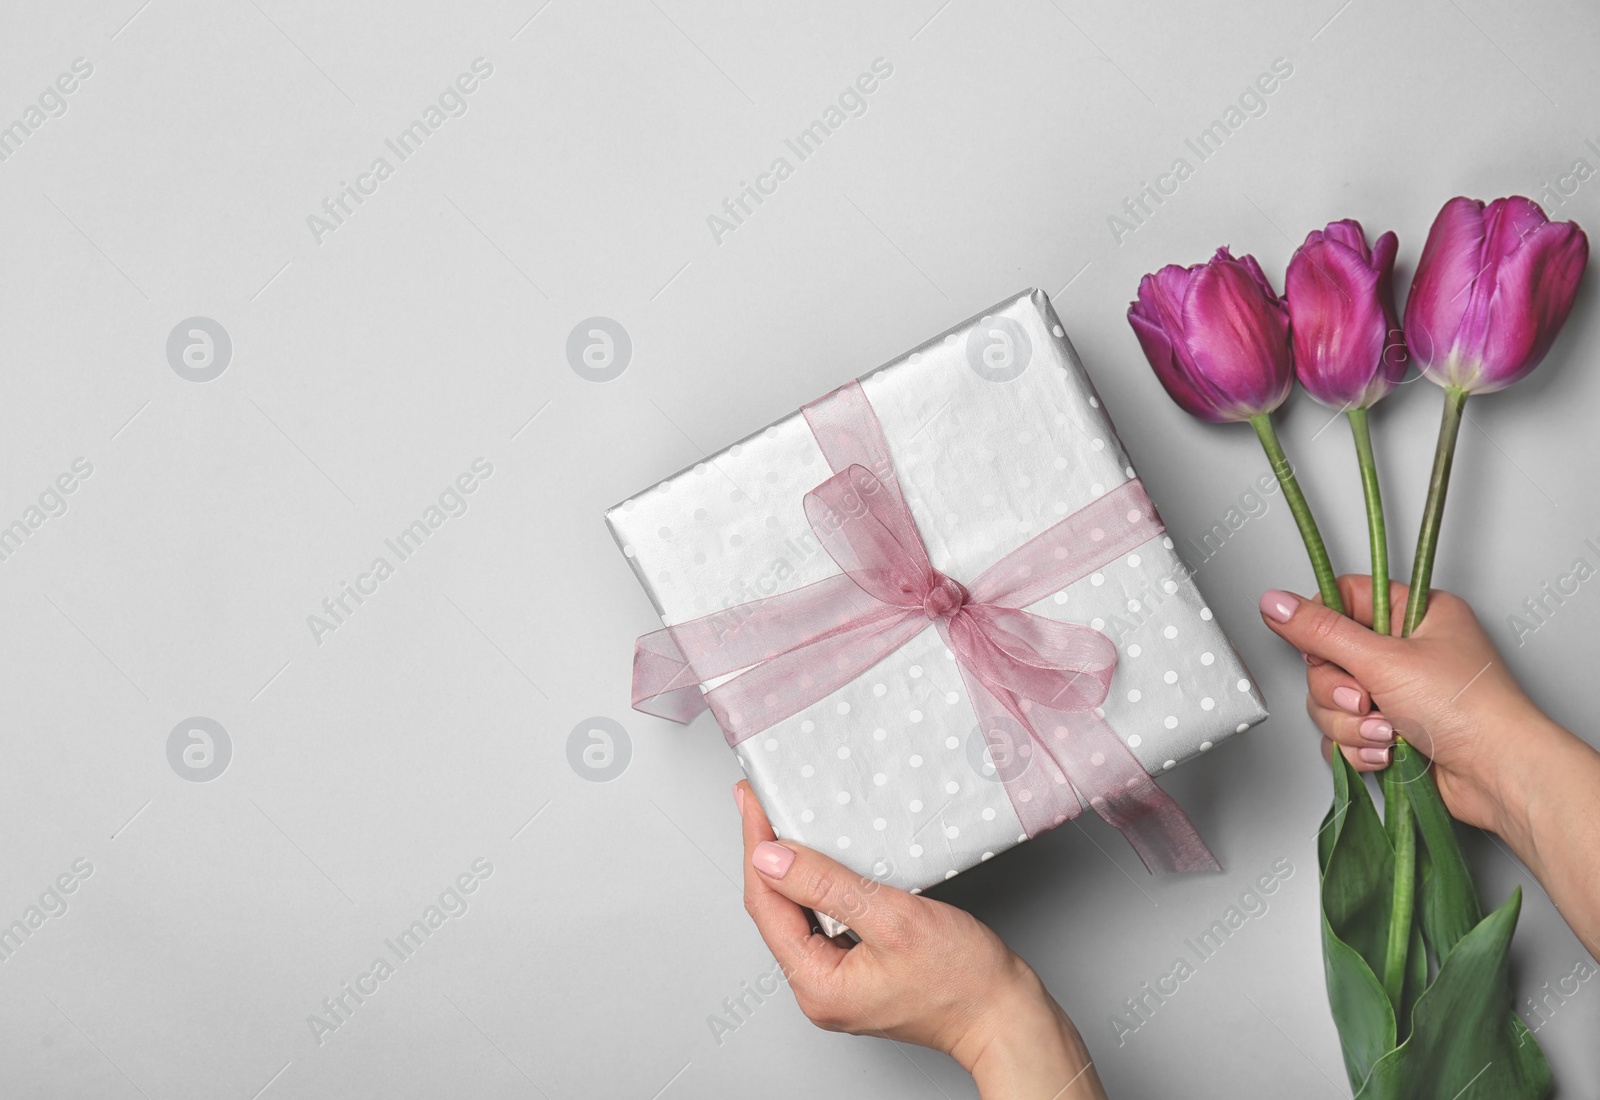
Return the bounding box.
[751,837,919,947]
[1258,588,1398,679]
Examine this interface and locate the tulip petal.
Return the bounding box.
[1223,246,1278,301]
[1184,257,1293,417]
[1405,197,1487,373]
[1370,228,1399,276]
[1322,218,1372,261]
[1471,220,1589,392]
[1139,264,1200,372]
[1370,230,1409,392]
[1128,305,1232,422]
[1482,196,1550,258]
[1287,236,1389,407]
[1451,197,1553,377]
[1149,262,1196,313]
[1131,264,1241,420]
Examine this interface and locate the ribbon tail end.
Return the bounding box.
[632,629,709,725]
[631,690,708,725]
[1094,782,1222,874]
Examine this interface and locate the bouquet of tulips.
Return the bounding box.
[1128,197,1588,1099]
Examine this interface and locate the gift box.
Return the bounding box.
[609,290,1267,919]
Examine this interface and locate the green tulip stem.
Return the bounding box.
[1348,405,1412,1011]
[1382,743,1416,1013]
[1383,387,1471,1014]
[1250,414,1345,614]
[1403,386,1469,636]
[1398,387,1476,935]
[1346,408,1389,637]
[1408,388,1478,952]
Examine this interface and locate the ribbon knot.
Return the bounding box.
[922,575,968,620]
[629,379,1219,874]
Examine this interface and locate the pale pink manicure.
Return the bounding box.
[1360,717,1394,745]
[1260,590,1299,623]
[752,841,796,879]
[1358,746,1391,766]
[1333,686,1364,714]
[734,783,745,815]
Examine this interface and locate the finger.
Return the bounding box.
[1321,734,1390,773]
[1308,697,1396,756]
[745,819,923,949]
[1305,660,1370,716]
[1333,575,1411,636]
[738,781,848,976]
[1259,588,1400,682]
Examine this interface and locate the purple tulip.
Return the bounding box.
[1404,196,1588,394]
[1285,220,1407,409]
[1128,247,1293,423]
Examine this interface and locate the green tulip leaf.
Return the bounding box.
[1398,749,1482,960]
[1318,797,1338,874]
[1323,754,1397,984]
[1320,753,1397,1085]
[1353,888,1552,1099]
[1323,910,1396,1089]
[1402,914,1428,1032]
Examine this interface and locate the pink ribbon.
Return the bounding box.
[632,381,1219,873]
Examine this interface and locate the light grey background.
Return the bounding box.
[1,1,1595,1098]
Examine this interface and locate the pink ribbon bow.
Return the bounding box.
[632,380,1218,873]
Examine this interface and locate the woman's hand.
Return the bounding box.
[1256,575,1554,835]
[1257,575,1600,957]
[736,779,1107,1099]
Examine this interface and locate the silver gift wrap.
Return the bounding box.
[608,289,1267,909]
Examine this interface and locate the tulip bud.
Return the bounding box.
[1128,247,1293,423]
[1285,220,1407,409]
[1404,196,1588,394]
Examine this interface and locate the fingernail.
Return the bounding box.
[1259,590,1299,623]
[1358,746,1391,766]
[1360,717,1394,745]
[734,783,745,814]
[752,841,795,879]
[1333,686,1364,714]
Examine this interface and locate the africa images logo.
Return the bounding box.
[306,858,493,1046]
[306,459,494,645]
[0,457,93,566]
[566,317,632,383]
[305,59,495,245]
[705,58,894,245]
[167,717,232,782]
[965,315,1032,383]
[166,318,232,382]
[0,57,94,166]
[0,858,94,964]
[1106,58,1294,245]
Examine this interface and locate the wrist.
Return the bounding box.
[1485,709,1577,856]
[956,967,1102,1099]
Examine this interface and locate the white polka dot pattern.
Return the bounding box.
[608,290,1268,901]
